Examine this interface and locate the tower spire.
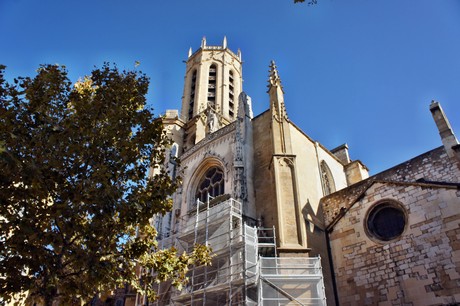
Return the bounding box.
[223,36,227,48]
[268,60,288,120]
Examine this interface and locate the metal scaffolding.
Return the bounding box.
[143,196,326,306]
[259,257,326,306]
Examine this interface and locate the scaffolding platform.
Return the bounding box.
[141,196,326,306]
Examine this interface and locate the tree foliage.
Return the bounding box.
[294,0,318,4]
[0,64,210,305]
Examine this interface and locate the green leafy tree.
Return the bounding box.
[0,64,211,305]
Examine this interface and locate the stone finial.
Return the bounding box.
[188,47,192,58]
[201,36,207,48]
[237,49,242,61]
[430,100,459,160]
[223,36,227,48]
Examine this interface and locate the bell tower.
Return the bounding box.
[181,37,243,150]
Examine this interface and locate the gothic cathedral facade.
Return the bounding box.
[150,38,460,306]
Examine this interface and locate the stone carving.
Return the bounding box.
[181,121,237,161]
[234,121,244,160]
[274,155,295,168]
[233,91,251,202]
[234,118,243,163]
[207,108,219,133]
[202,150,230,181]
[233,167,247,201]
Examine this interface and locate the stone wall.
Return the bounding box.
[329,181,460,305]
[374,146,460,183]
[252,111,277,229]
[322,147,460,228]
[322,144,460,305]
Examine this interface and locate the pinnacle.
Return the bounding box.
[268,60,282,88]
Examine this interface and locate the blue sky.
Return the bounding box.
[1,0,459,174]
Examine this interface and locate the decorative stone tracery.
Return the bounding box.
[232,92,251,202]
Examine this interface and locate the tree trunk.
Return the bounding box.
[44,296,54,306]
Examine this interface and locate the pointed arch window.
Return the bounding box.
[208,64,217,106]
[320,161,336,196]
[229,70,235,118]
[195,166,224,202]
[189,70,197,120]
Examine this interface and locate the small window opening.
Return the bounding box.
[189,70,197,120]
[208,65,217,107]
[229,71,235,118]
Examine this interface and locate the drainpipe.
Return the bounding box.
[325,228,340,306]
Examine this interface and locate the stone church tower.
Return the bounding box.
[157,37,257,238]
[180,36,243,150]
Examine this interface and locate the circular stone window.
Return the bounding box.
[366,200,407,242]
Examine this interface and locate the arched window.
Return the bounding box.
[320,161,336,196]
[188,70,197,120]
[208,64,217,107]
[228,70,235,118]
[195,166,224,202]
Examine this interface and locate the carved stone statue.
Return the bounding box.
[207,108,218,133]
